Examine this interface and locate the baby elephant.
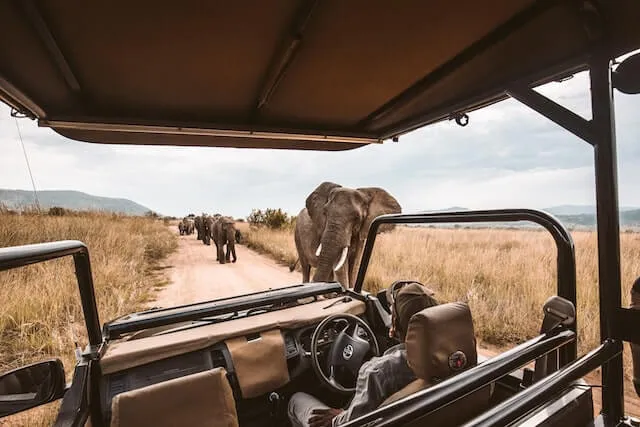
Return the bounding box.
[213,217,238,264]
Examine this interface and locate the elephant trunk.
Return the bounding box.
[313,221,350,283]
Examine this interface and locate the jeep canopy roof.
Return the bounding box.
[1,0,639,150]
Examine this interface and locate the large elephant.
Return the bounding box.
[194,216,204,240]
[213,216,237,264]
[294,182,401,288]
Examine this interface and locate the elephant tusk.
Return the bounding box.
[315,244,322,257]
[334,247,349,272]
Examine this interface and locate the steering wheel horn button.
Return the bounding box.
[343,344,354,360]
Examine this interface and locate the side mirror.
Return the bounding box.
[0,359,66,418]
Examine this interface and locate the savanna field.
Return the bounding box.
[0,210,177,426]
[2,213,640,424]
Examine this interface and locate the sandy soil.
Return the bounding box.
[152,228,300,308]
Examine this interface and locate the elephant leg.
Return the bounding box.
[300,258,311,283]
[229,242,237,263]
[218,243,226,264]
[225,244,230,262]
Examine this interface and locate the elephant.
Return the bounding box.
[202,215,213,245]
[294,182,401,288]
[213,216,237,264]
[179,217,195,235]
[194,216,204,240]
[186,218,195,234]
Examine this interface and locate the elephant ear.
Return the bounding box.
[305,182,342,226]
[357,187,402,239]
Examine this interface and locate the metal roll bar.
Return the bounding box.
[354,208,577,362]
[0,240,102,346]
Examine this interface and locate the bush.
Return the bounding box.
[247,208,293,229]
[48,206,67,216]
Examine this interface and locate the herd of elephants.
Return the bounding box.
[177,182,402,288]
[178,214,240,264]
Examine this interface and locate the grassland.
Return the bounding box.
[0,211,177,426]
[243,225,640,383]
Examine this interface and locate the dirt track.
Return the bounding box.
[152,228,300,308]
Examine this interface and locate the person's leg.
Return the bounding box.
[288,392,330,427]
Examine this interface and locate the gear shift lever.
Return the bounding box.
[268,392,282,420]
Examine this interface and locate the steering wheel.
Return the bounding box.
[310,313,381,394]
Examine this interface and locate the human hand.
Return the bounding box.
[309,407,344,427]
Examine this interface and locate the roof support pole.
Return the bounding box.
[511,54,624,423]
[506,86,595,145]
[590,47,624,424]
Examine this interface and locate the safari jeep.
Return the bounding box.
[1,1,640,426]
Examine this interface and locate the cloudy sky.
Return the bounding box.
[1,68,639,218]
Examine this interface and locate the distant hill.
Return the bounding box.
[0,189,152,215]
[419,205,640,229]
[545,205,640,216]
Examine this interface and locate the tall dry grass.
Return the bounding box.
[0,212,177,426]
[243,225,640,380]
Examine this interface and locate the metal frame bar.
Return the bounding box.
[254,0,318,112]
[20,0,81,92]
[590,43,624,422]
[341,329,576,427]
[0,241,101,346]
[0,74,46,119]
[359,0,559,127]
[497,42,624,422]
[463,340,620,427]
[354,209,578,364]
[38,119,381,145]
[506,85,596,144]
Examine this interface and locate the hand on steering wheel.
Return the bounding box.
[310,313,380,394]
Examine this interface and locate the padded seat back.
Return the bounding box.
[380,302,491,426]
[110,367,238,427]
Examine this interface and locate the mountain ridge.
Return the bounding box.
[0,189,152,215]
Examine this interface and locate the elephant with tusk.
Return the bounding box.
[294,182,401,288]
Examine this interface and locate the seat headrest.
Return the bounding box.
[405,302,477,381]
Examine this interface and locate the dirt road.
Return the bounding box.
[152,229,300,308]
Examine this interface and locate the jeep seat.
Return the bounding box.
[380,302,492,426]
[110,367,239,427]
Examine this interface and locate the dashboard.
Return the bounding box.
[100,318,372,422]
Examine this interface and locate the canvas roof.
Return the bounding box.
[1,1,639,150]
